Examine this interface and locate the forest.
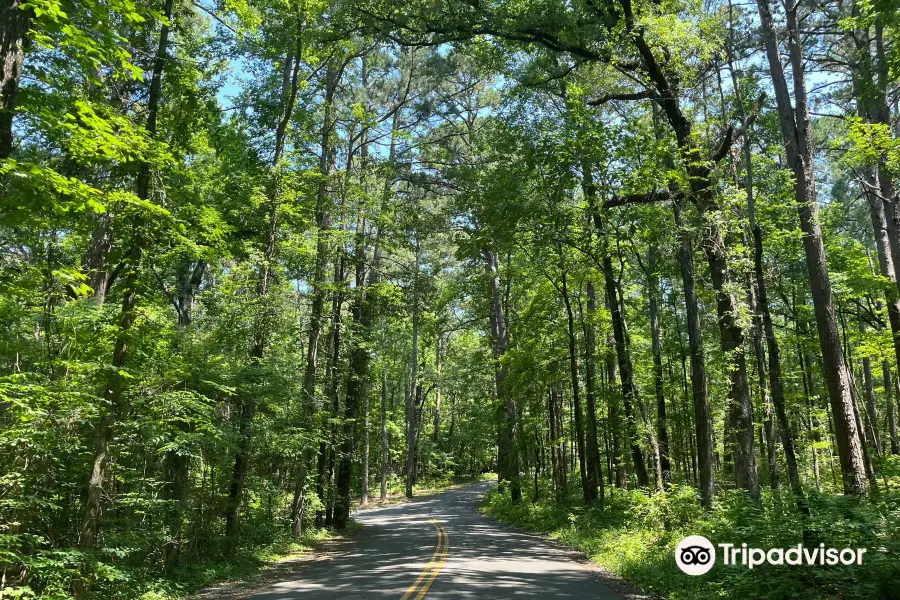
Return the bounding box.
[1,0,899,598]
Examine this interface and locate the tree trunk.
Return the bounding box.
[848,16,900,296]
[798,323,823,491]
[750,273,779,492]
[85,214,113,304]
[163,259,206,570]
[583,282,605,504]
[483,247,521,502]
[380,367,390,500]
[328,251,347,526]
[604,328,625,489]
[405,240,421,499]
[602,254,649,488]
[868,195,900,456]
[561,269,591,503]
[756,0,869,495]
[0,0,29,159]
[726,43,785,495]
[373,86,403,503]
[699,216,759,500]
[547,381,562,499]
[647,246,671,487]
[360,393,370,507]
[859,319,882,457]
[673,199,714,507]
[433,335,442,445]
[293,60,341,532]
[314,438,327,527]
[885,361,900,455]
[228,31,301,542]
[338,56,374,522]
[224,396,256,553]
[78,0,174,550]
[615,0,757,499]
[579,162,605,503]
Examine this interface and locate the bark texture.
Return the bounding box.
[756,0,868,494]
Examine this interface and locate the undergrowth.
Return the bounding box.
[3,476,472,599]
[482,479,900,599]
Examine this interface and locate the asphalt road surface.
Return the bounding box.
[247,481,629,599]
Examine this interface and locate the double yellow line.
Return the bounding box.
[400,517,448,600]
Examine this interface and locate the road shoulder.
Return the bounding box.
[187,526,364,600]
[475,486,655,600]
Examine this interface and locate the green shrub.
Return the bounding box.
[482,480,900,599]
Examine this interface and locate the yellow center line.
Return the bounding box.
[400,518,449,600]
[413,522,448,600]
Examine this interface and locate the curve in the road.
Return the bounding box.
[247,481,631,599]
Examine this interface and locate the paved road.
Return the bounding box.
[248,481,629,599]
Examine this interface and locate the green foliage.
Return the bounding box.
[3,0,900,597]
[484,483,900,600]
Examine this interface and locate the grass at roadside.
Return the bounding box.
[481,480,900,600]
[135,527,336,600]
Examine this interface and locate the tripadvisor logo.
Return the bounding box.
[676,535,716,575]
[675,536,867,576]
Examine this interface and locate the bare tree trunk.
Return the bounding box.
[85,214,113,304]
[673,199,714,507]
[602,254,649,488]
[579,164,604,503]
[0,0,29,159]
[293,60,341,533]
[328,251,347,525]
[604,328,625,489]
[433,335,442,445]
[561,269,591,502]
[756,0,868,495]
[405,240,421,499]
[647,246,671,487]
[339,56,375,523]
[380,367,389,500]
[885,362,900,455]
[859,319,882,457]
[483,247,521,502]
[583,282,605,504]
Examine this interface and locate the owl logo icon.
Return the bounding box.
[675,535,716,575]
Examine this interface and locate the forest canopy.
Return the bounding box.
[1,0,899,597]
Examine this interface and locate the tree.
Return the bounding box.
[755,0,869,495]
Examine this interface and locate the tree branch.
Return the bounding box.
[603,190,685,209]
[711,92,767,163]
[587,90,657,105]
[149,264,184,318]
